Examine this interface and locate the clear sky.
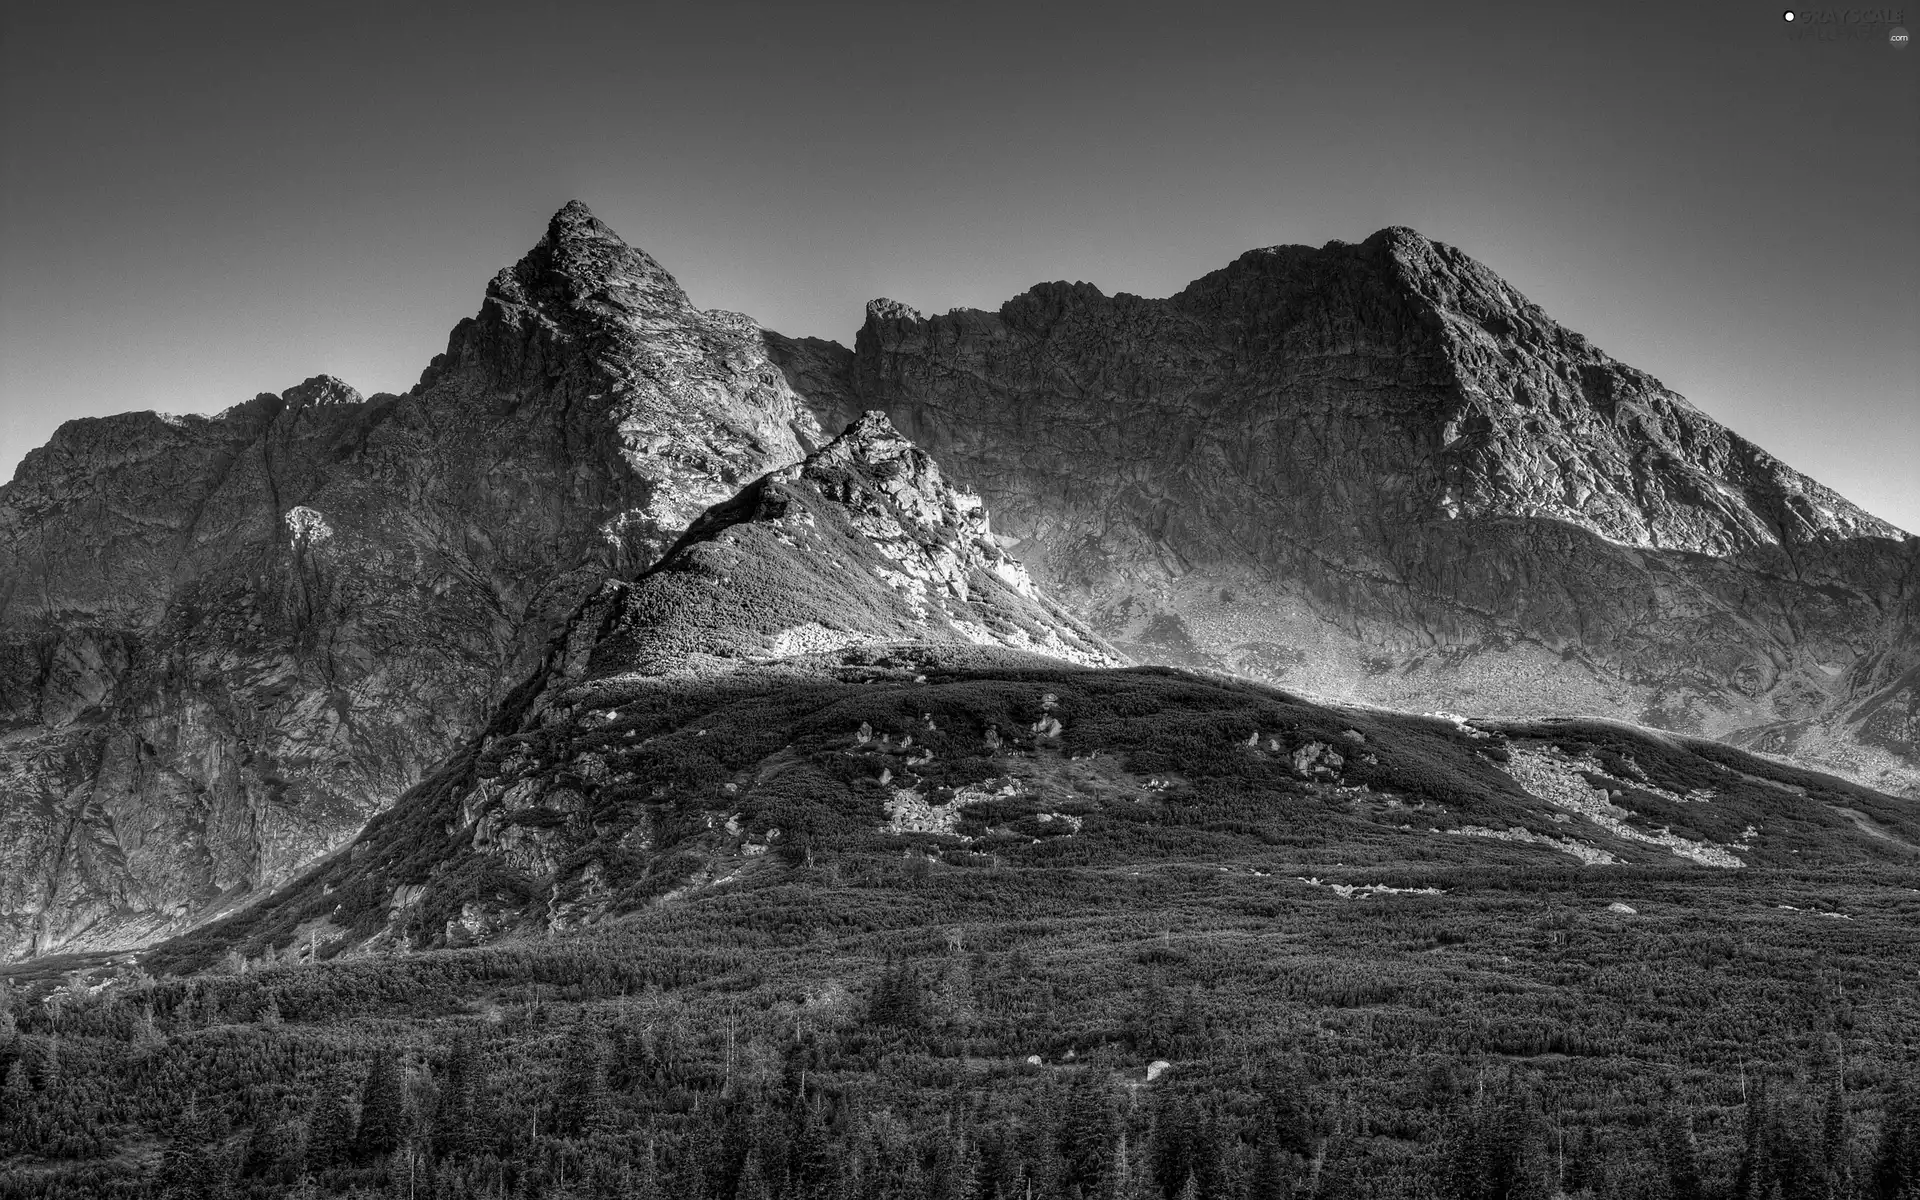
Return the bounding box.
[3,1,1915,531]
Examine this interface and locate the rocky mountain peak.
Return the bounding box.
[780,230,1919,797]
[805,409,931,483]
[1357,225,1441,273]
[418,200,707,396]
[0,204,823,961]
[512,198,692,316]
[808,411,980,526]
[574,414,1120,682]
[278,374,363,407]
[799,411,1040,599]
[865,298,924,324]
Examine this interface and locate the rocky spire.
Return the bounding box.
[420,200,698,392]
[576,411,1122,680]
[511,199,692,318]
[0,201,823,961]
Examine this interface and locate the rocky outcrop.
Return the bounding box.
[578,412,1121,681]
[769,228,1920,796]
[145,418,1125,962]
[0,201,822,959]
[446,414,1118,910]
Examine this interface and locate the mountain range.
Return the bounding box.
[2,201,1914,963]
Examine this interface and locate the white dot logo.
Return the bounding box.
[1783,9,1795,19]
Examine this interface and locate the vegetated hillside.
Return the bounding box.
[146,650,1920,977]
[2,654,1917,1198]
[767,228,1920,800]
[0,201,823,961]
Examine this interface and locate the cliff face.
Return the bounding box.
[0,202,822,959]
[770,228,1920,796]
[577,411,1123,681]
[148,416,1127,960]
[156,412,1920,972]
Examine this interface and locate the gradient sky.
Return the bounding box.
[4,1,1916,530]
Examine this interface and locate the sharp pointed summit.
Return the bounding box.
[578,410,1120,681]
[0,204,822,959]
[514,198,692,317]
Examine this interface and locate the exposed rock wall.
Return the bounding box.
[581,411,1122,682]
[141,416,1124,960]
[770,228,1920,796]
[0,202,821,958]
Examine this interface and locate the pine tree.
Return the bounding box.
[160,1096,228,1200]
[1442,1078,1546,1200]
[1113,1132,1156,1200]
[432,1032,480,1159]
[355,1048,408,1162]
[1153,1092,1201,1199]
[306,1072,357,1171]
[0,1057,31,1149]
[1874,1076,1919,1200]
[1823,1073,1847,1165]
[565,1026,615,1137]
[1059,1074,1121,1198]
[1659,1110,1704,1200]
[867,961,926,1030]
[130,1004,165,1057]
[930,1128,983,1200]
[190,983,223,1029]
[680,1103,727,1200]
[243,1106,303,1184]
[977,1123,1022,1200]
[788,1095,838,1200]
[736,1144,775,1200]
[630,1136,664,1200]
[1821,1070,1854,1199]
[1250,1136,1293,1200]
[1265,1063,1318,1159]
[1021,1106,1067,1200]
[34,1035,59,1090]
[1735,1076,1772,1200]
[1760,1103,1818,1200]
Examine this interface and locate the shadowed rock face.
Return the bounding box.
[768,227,1920,797]
[145,416,1126,959]
[0,201,823,959]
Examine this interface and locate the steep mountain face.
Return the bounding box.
[151,418,1918,971]
[768,228,1920,796]
[0,202,822,959]
[577,411,1121,679]
[156,415,1133,958]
